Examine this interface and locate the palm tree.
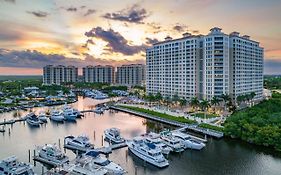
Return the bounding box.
[179,98,187,109]
[211,96,221,111]
[199,99,211,122]
[190,97,199,112]
[249,92,256,106]
[220,94,230,111]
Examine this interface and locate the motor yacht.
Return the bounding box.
[143,132,172,155]
[26,113,40,127]
[60,163,108,175]
[81,150,126,174]
[94,107,104,114]
[38,111,48,123]
[160,131,184,153]
[37,144,69,165]
[172,131,206,150]
[62,106,77,121]
[0,156,35,175]
[64,135,94,151]
[50,110,64,122]
[127,137,169,168]
[104,128,125,144]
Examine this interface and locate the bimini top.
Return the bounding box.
[85,150,100,157]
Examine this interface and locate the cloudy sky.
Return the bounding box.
[0,0,281,75]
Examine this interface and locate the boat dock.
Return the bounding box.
[0,118,26,125]
[110,106,224,139]
[94,142,127,154]
[33,156,68,167]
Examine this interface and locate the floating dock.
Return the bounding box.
[33,156,69,167]
[94,142,127,154]
[0,118,26,125]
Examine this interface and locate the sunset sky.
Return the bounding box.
[0,0,281,75]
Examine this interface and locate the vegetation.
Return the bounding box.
[72,82,109,89]
[224,92,281,151]
[264,76,281,90]
[118,105,197,124]
[102,85,127,92]
[199,123,224,132]
[195,112,219,119]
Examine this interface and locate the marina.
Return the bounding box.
[0,97,280,175]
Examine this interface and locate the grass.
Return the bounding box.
[118,105,197,124]
[194,112,219,119]
[199,123,224,132]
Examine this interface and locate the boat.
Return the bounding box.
[143,132,172,155]
[50,110,64,122]
[104,128,125,144]
[62,105,77,121]
[172,131,206,150]
[94,93,108,100]
[26,113,40,127]
[82,150,126,174]
[57,163,108,175]
[0,156,35,175]
[38,111,48,123]
[160,130,184,153]
[127,137,169,168]
[37,144,69,165]
[64,135,94,151]
[94,107,104,114]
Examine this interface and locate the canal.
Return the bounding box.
[0,97,280,175]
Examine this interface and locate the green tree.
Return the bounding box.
[190,97,199,111]
[199,99,211,121]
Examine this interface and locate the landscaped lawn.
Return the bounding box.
[118,105,197,124]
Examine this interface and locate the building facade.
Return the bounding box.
[116,64,145,86]
[83,65,114,84]
[43,65,78,85]
[146,27,264,102]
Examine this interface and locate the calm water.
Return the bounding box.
[0,97,281,175]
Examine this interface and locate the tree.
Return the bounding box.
[154,92,163,102]
[179,98,187,109]
[211,96,221,111]
[199,99,211,121]
[172,93,180,103]
[220,94,230,111]
[190,97,199,111]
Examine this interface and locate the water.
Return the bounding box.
[0,97,281,175]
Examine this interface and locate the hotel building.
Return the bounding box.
[146,27,263,102]
[43,65,78,85]
[116,64,146,86]
[82,65,115,84]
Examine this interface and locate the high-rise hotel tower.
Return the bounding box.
[146,27,263,102]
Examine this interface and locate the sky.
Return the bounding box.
[0,0,281,75]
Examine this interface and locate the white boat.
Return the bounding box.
[160,131,184,153]
[104,128,125,144]
[38,111,48,123]
[82,150,126,174]
[26,113,40,127]
[0,156,35,175]
[61,163,108,175]
[37,144,69,165]
[172,131,206,150]
[62,105,77,121]
[127,137,169,168]
[94,107,104,114]
[143,132,172,155]
[50,110,64,122]
[94,93,108,99]
[64,135,94,150]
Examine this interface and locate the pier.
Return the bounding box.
[110,106,224,139]
[0,118,26,125]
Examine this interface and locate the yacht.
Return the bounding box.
[37,144,69,165]
[63,106,77,121]
[64,135,94,150]
[0,156,35,175]
[50,110,65,122]
[104,128,125,144]
[60,163,108,175]
[127,137,169,168]
[172,131,206,150]
[143,132,172,155]
[94,107,104,114]
[81,150,126,174]
[26,113,40,126]
[160,131,184,153]
[94,93,108,100]
[38,111,48,123]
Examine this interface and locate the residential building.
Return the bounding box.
[116,64,145,86]
[146,27,264,102]
[83,65,115,84]
[43,65,78,85]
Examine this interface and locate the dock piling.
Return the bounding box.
[28,149,31,162]
[102,135,104,146]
